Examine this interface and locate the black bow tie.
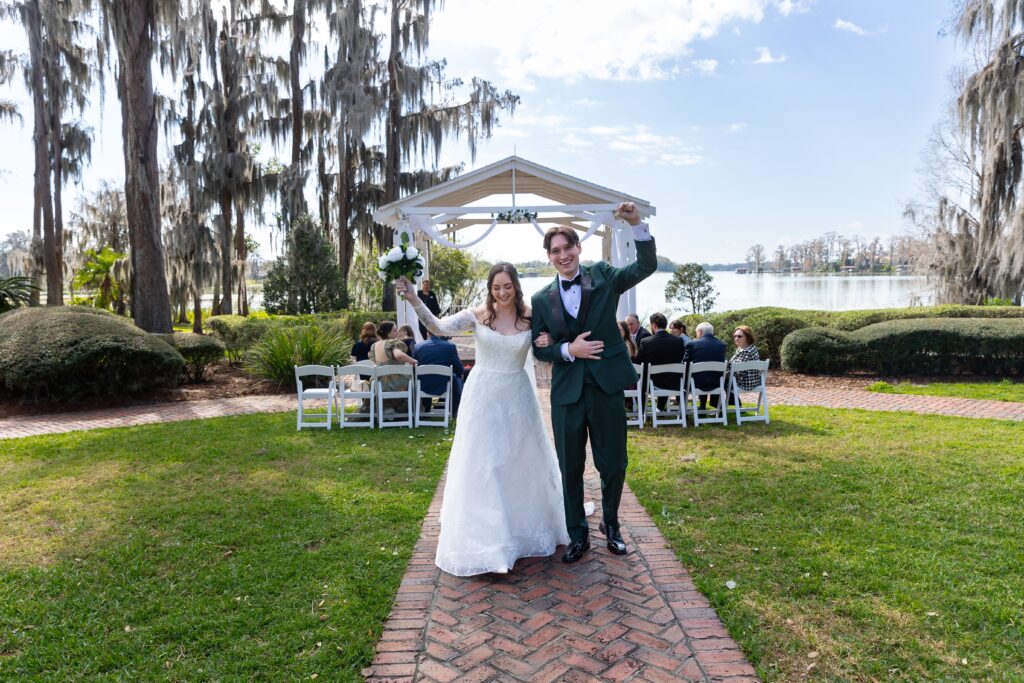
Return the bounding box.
[561,274,581,291]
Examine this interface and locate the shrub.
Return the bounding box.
[244,325,351,388]
[781,318,1024,375]
[207,315,273,363]
[0,306,185,399]
[157,332,226,382]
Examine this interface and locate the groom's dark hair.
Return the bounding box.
[650,313,668,330]
[543,225,580,252]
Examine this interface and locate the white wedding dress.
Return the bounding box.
[411,300,570,576]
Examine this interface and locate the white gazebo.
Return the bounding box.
[372,155,656,334]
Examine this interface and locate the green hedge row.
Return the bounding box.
[678,305,1024,368]
[157,332,226,382]
[780,318,1024,375]
[207,309,388,362]
[0,307,185,400]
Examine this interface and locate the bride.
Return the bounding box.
[398,264,570,576]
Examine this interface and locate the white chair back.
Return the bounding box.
[647,362,687,428]
[688,361,728,426]
[336,364,377,428]
[415,365,454,428]
[625,363,645,428]
[729,359,771,425]
[294,365,337,430]
[376,365,415,428]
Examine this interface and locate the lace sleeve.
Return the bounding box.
[410,298,477,336]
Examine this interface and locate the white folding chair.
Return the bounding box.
[624,363,645,428]
[647,363,687,428]
[336,364,376,428]
[376,365,415,428]
[688,361,728,426]
[730,359,771,425]
[294,365,336,430]
[414,365,453,428]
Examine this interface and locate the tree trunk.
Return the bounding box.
[219,192,233,314]
[337,131,354,308]
[26,0,58,305]
[380,0,401,312]
[235,198,248,316]
[117,0,171,332]
[290,0,305,170]
[51,110,64,304]
[192,292,203,334]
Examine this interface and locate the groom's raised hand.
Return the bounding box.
[615,201,641,226]
[569,331,604,360]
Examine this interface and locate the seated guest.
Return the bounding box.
[412,329,464,415]
[683,322,727,409]
[370,321,417,414]
[619,320,639,362]
[669,319,691,344]
[350,321,378,362]
[635,312,687,410]
[729,326,762,405]
[397,324,417,358]
[625,313,651,348]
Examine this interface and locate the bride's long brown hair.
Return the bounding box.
[483,262,531,330]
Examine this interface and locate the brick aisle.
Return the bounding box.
[363,392,758,683]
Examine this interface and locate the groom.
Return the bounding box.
[531,202,657,562]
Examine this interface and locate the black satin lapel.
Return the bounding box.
[578,268,593,326]
[547,284,571,340]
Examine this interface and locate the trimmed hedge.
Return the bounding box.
[0,306,185,399]
[678,305,1024,368]
[157,332,226,382]
[780,318,1024,375]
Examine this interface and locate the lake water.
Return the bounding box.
[232,271,932,315]
[516,272,933,317]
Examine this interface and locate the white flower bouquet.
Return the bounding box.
[377,233,425,282]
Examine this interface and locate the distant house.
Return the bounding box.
[735,267,748,274]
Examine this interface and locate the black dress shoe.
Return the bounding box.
[561,538,590,563]
[599,522,628,555]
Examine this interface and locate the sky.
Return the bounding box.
[0,0,963,266]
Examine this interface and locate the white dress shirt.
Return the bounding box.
[558,222,652,362]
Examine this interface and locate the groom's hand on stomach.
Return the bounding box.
[568,331,603,360]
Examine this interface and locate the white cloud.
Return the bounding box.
[754,47,787,64]
[728,122,748,133]
[693,58,719,75]
[593,124,703,166]
[429,0,774,89]
[572,98,602,108]
[775,0,812,16]
[562,133,593,148]
[834,19,867,35]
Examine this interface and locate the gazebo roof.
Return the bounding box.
[372,155,655,227]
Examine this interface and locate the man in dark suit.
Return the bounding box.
[625,313,651,348]
[682,322,727,409]
[635,312,687,410]
[412,329,464,415]
[416,279,441,339]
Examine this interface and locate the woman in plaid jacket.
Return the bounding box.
[730,326,762,391]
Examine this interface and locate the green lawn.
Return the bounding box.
[627,407,1024,682]
[867,378,1024,402]
[0,415,450,681]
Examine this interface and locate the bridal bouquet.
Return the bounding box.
[377,233,425,282]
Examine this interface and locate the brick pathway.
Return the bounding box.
[769,387,1024,421]
[0,395,294,440]
[363,395,758,683]
[2,386,1022,441]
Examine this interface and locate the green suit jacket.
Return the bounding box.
[531,238,658,406]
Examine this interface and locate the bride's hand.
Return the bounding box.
[396,276,417,302]
[534,332,553,348]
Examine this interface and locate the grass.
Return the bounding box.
[867,378,1024,402]
[0,414,451,681]
[627,406,1024,682]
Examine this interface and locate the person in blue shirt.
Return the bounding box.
[411,328,464,415]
